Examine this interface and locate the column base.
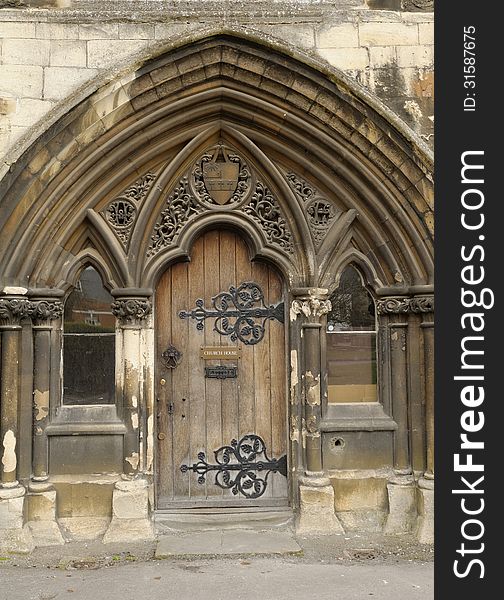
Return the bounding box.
[296,477,345,535]
[0,485,35,553]
[26,485,65,547]
[383,474,417,535]
[415,477,434,544]
[102,478,154,543]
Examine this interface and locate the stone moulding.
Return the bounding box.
[376,296,434,315]
[0,35,433,300]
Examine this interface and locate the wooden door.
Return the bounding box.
[155,229,288,508]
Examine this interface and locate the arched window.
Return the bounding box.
[326,265,377,404]
[63,266,115,405]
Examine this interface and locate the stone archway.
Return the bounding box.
[0,34,434,547]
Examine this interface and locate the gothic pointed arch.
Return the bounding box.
[0,34,433,295]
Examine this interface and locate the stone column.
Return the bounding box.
[103,290,154,543]
[291,289,344,535]
[413,296,434,544]
[0,291,34,553]
[377,297,417,535]
[25,291,65,546]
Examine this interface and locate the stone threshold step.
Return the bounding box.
[155,529,302,558]
[154,508,293,532]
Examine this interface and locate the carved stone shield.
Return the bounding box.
[202,148,240,205]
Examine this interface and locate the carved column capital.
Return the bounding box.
[375,297,411,315]
[28,299,64,325]
[376,295,434,315]
[291,288,331,321]
[410,295,434,314]
[111,297,152,325]
[291,298,332,320]
[0,296,31,328]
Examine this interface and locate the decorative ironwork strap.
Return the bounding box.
[179,281,284,345]
[180,435,287,499]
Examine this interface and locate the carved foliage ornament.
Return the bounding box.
[286,172,338,247]
[241,182,293,253]
[111,298,152,323]
[104,172,156,249]
[0,298,31,326]
[191,144,252,207]
[148,151,293,258]
[147,177,202,257]
[291,298,332,320]
[0,298,64,326]
[376,296,434,314]
[29,300,64,323]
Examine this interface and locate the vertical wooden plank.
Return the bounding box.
[204,230,223,498]
[156,269,174,502]
[171,261,190,499]
[251,260,272,499]
[236,238,254,440]
[268,267,288,499]
[187,236,206,499]
[219,231,239,499]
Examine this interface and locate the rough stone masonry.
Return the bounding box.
[0,0,433,167]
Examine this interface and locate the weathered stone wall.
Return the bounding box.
[0,0,433,165]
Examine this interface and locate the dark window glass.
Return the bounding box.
[63,266,115,405]
[326,266,377,403]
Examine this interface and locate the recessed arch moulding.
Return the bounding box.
[0,35,433,296]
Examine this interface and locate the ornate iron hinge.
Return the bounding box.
[180,435,287,499]
[179,282,284,345]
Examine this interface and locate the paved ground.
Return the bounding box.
[0,532,434,600]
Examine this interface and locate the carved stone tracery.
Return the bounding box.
[104,172,156,249]
[286,172,338,247]
[241,182,293,253]
[147,177,203,257]
[147,152,293,257]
